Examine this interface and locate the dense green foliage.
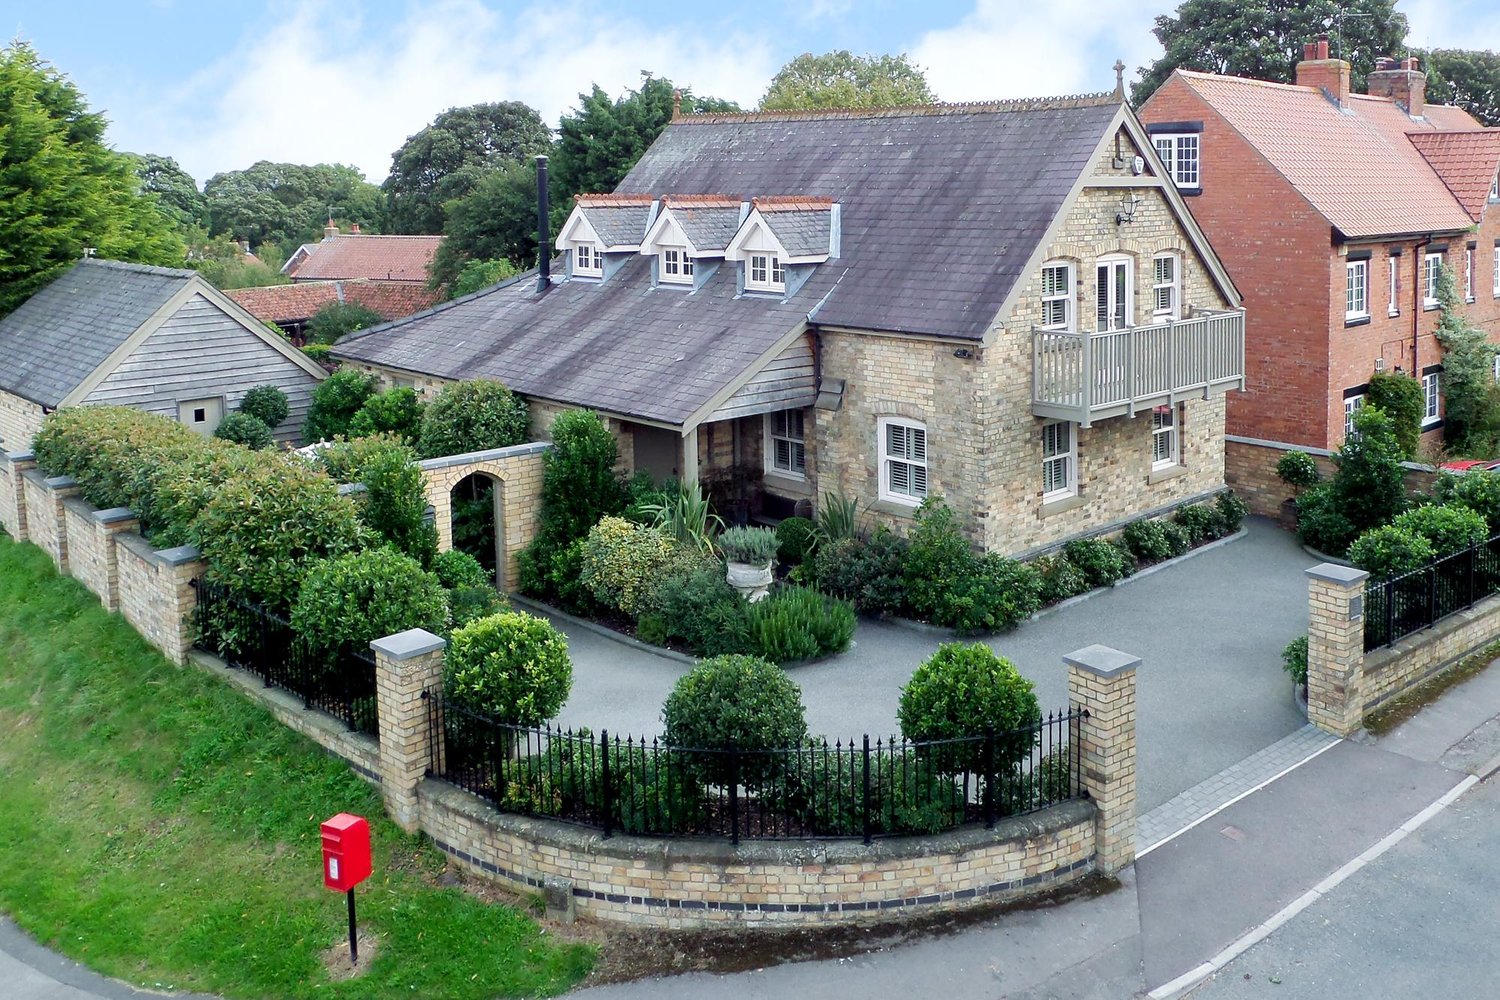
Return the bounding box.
[1366,371,1424,459]
[897,643,1042,772]
[447,257,519,298]
[1276,450,1321,489]
[417,379,529,458]
[354,440,438,564]
[183,230,289,290]
[212,412,274,450]
[1121,519,1178,564]
[781,746,964,837]
[348,386,425,444]
[1434,471,1500,534]
[430,162,543,284]
[775,516,818,567]
[1297,407,1409,554]
[1421,48,1500,127]
[291,548,449,654]
[579,517,680,617]
[662,654,808,787]
[1034,553,1091,604]
[902,501,1041,633]
[304,301,384,346]
[302,368,378,442]
[129,152,209,230]
[810,530,909,616]
[760,50,936,110]
[0,43,184,317]
[445,611,571,726]
[634,564,747,657]
[237,384,290,430]
[744,586,856,663]
[1432,264,1500,455]
[1282,634,1309,687]
[1390,503,1488,556]
[203,160,383,248]
[1062,538,1133,588]
[433,549,492,591]
[1346,524,1436,579]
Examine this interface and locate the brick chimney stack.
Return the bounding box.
[1295,35,1351,105]
[1367,55,1426,118]
[324,220,339,239]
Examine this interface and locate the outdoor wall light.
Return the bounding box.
[1115,194,1141,226]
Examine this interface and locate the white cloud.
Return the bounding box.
[107,0,777,184]
[1402,0,1500,51]
[911,0,1160,102]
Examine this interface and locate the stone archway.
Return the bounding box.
[418,442,549,594]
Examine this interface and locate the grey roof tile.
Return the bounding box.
[583,204,653,248]
[761,210,832,257]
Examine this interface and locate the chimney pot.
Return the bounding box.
[1376,56,1397,71]
[350,222,361,234]
[1317,35,1329,60]
[324,221,338,239]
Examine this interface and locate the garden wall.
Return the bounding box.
[62,497,139,612]
[1227,437,1438,519]
[1362,590,1500,712]
[115,532,203,666]
[418,442,549,592]
[0,450,35,540]
[21,468,79,571]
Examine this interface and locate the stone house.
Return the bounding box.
[0,258,327,452]
[333,85,1245,556]
[1139,38,1500,513]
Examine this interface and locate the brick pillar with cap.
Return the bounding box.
[1065,644,1139,876]
[1306,563,1369,737]
[372,628,447,832]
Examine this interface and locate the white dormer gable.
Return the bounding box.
[724,199,837,266]
[640,209,699,256]
[556,208,604,251]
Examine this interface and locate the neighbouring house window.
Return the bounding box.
[574,243,603,277]
[1491,172,1499,202]
[1494,243,1500,296]
[661,248,694,284]
[1388,256,1400,316]
[1040,261,1074,329]
[1466,247,1475,301]
[1493,354,1500,383]
[1424,252,1442,307]
[878,417,928,504]
[766,410,806,478]
[1096,256,1132,331]
[1423,371,1441,426]
[1152,253,1179,320]
[1345,259,1369,320]
[1151,405,1178,469]
[1153,133,1201,191]
[1042,420,1076,500]
[1344,394,1364,438]
[747,252,785,292]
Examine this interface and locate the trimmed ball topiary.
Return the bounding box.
[433,549,491,591]
[445,611,572,726]
[662,654,808,788]
[417,379,529,459]
[775,516,818,566]
[213,412,274,450]
[237,384,290,430]
[1275,451,1320,489]
[897,642,1042,772]
[291,548,450,654]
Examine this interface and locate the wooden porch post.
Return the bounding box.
[681,425,700,486]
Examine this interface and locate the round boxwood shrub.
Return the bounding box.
[897,643,1041,773]
[1161,520,1192,558]
[1215,490,1250,534]
[775,516,818,566]
[811,530,909,617]
[347,387,424,444]
[579,516,681,616]
[1295,483,1358,556]
[662,654,808,788]
[1276,451,1320,489]
[417,379,529,459]
[445,611,572,726]
[744,585,856,663]
[291,548,450,653]
[1034,553,1089,604]
[237,385,290,430]
[355,441,437,565]
[1174,503,1226,546]
[433,549,491,591]
[304,369,378,443]
[1346,524,1436,580]
[1391,503,1487,556]
[213,411,274,450]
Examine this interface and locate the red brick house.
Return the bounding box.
[1140,38,1500,511]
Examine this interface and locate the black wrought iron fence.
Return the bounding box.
[193,578,379,736]
[1364,534,1500,651]
[425,692,1087,844]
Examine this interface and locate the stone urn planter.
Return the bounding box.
[726,560,774,603]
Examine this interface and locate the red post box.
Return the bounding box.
[320,813,372,892]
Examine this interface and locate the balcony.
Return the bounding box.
[1032,308,1245,426]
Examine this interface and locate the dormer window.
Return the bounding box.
[574,244,603,277]
[747,253,785,292]
[661,248,694,285]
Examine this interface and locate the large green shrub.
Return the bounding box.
[1062,537,1132,588]
[1282,635,1309,687]
[661,654,808,788]
[347,387,424,445]
[1390,503,1487,556]
[1033,553,1090,604]
[193,459,369,611]
[902,499,972,618]
[1434,472,1500,535]
[897,643,1042,772]
[417,379,529,459]
[148,445,276,547]
[930,553,1043,634]
[1346,524,1436,579]
[305,301,384,346]
[312,433,408,484]
[1173,503,1226,546]
[1216,490,1250,534]
[775,516,818,566]
[1330,406,1408,534]
[356,441,437,564]
[781,746,964,836]
[811,530,909,617]
[579,516,680,616]
[32,406,204,512]
[1365,370,1424,458]
[213,412,274,450]
[1122,520,1174,564]
[1295,483,1358,555]
[237,385,290,430]
[291,548,449,653]
[1432,263,1500,455]
[303,369,377,443]
[634,563,749,657]
[745,586,856,663]
[444,611,571,726]
[433,549,491,591]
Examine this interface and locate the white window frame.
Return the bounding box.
[765,409,806,480]
[1042,420,1077,501]
[878,417,928,506]
[1494,243,1500,297]
[747,252,785,293]
[1388,255,1400,317]
[574,243,603,277]
[1490,172,1499,203]
[1152,133,1201,191]
[1152,253,1179,320]
[1040,261,1074,330]
[1345,259,1369,320]
[1466,247,1475,302]
[1492,353,1500,383]
[1344,394,1364,439]
[660,247,694,285]
[1423,371,1441,427]
[1095,255,1133,332]
[1424,252,1443,307]
[1150,405,1179,470]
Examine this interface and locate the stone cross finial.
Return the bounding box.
[1113,59,1126,99]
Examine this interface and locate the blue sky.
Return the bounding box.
[8,0,1497,185]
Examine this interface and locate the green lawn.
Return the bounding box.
[0,535,594,998]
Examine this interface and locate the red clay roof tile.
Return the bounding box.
[1409,130,1500,221]
[284,234,443,283]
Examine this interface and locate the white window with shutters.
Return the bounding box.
[1151,405,1178,469]
[1042,421,1076,501]
[765,410,806,479]
[1096,256,1132,331]
[1040,261,1074,330]
[878,417,928,505]
[1152,253,1179,320]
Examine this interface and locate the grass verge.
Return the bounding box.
[1364,640,1500,737]
[0,535,594,998]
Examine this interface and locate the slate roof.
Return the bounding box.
[285,234,443,283]
[1408,130,1500,221]
[573,195,654,248]
[0,258,194,406]
[1173,70,1483,238]
[227,280,443,325]
[756,198,835,257]
[661,196,743,252]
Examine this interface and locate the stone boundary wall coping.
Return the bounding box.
[6,450,35,462]
[1064,644,1140,677]
[44,475,77,489]
[1225,434,1436,474]
[371,627,446,660]
[155,545,202,567]
[115,532,199,568]
[90,507,138,525]
[337,482,367,496]
[1306,563,1369,585]
[416,440,551,471]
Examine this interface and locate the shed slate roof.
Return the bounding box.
[1408,130,1500,221]
[285,234,443,283]
[1173,70,1482,238]
[0,259,194,406]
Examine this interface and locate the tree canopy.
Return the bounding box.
[384,101,552,235]
[129,153,209,231]
[1131,0,1408,105]
[184,229,289,290]
[203,160,384,248]
[0,42,184,317]
[552,76,739,203]
[1421,49,1500,126]
[430,161,539,286]
[759,51,936,110]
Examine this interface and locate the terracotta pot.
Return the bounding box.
[726,561,773,603]
[1279,497,1299,532]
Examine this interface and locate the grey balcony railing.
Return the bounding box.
[1031,308,1245,426]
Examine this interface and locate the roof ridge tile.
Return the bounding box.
[674,92,1118,124]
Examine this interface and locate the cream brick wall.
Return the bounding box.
[62,498,139,612]
[0,451,34,540]
[1362,592,1500,711]
[419,444,549,591]
[115,534,203,666]
[21,470,79,572]
[0,389,44,454]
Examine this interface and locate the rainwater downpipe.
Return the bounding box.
[1413,235,1432,374]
